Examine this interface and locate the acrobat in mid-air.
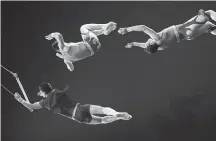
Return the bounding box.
[118,9,216,54]
[14,82,132,125]
[45,22,117,71]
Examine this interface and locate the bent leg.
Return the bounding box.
[183,9,209,25]
[80,22,117,36]
[181,10,209,32]
[179,11,211,39]
[125,40,161,54]
[80,24,105,36]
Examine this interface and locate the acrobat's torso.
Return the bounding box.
[157,22,214,49]
[157,27,178,48]
[60,42,92,62]
[39,89,78,118]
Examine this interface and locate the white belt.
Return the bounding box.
[72,103,80,120]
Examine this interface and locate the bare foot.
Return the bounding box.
[104,22,117,35]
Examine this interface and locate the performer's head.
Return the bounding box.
[38,82,52,97]
[145,39,160,54]
[52,40,60,52]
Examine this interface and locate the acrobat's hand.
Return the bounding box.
[118,28,128,35]
[12,73,18,78]
[14,92,23,103]
[125,42,134,48]
[45,33,54,40]
[56,53,63,59]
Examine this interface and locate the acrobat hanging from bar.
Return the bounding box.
[1,65,131,125]
[45,22,117,71]
[118,9,216,54]
[13,82,132,125]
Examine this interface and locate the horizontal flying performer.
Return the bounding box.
[118,9,216,54]
[13,82,132,125]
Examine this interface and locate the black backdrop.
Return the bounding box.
[2,2,216,141]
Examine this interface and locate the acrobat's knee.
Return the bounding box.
[80,25,89,35]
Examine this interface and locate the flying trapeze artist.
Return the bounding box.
[14,82,132,125]
[118,9,216,54]
[45,22,117,71]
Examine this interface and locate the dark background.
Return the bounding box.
[2,2,216,141]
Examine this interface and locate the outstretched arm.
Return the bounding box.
[14,93,42,111]
[64,60,74,72]
[45,32,65,51]
[125,40,163,54]
[125,42,148,49]
[118,25,161,41]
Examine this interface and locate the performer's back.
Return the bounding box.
[39,87,78,117]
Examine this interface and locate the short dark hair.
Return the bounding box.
[39,82,52,94]
[52,40,60,52]
[149,43,160,53]
[145,43,160,54]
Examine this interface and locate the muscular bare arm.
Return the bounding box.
[118,25,161,41]
[45,32,65,51]
[22,101,42,110]
[125,39,164,52]
[125,42,147,49]
[14,93,43,111]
